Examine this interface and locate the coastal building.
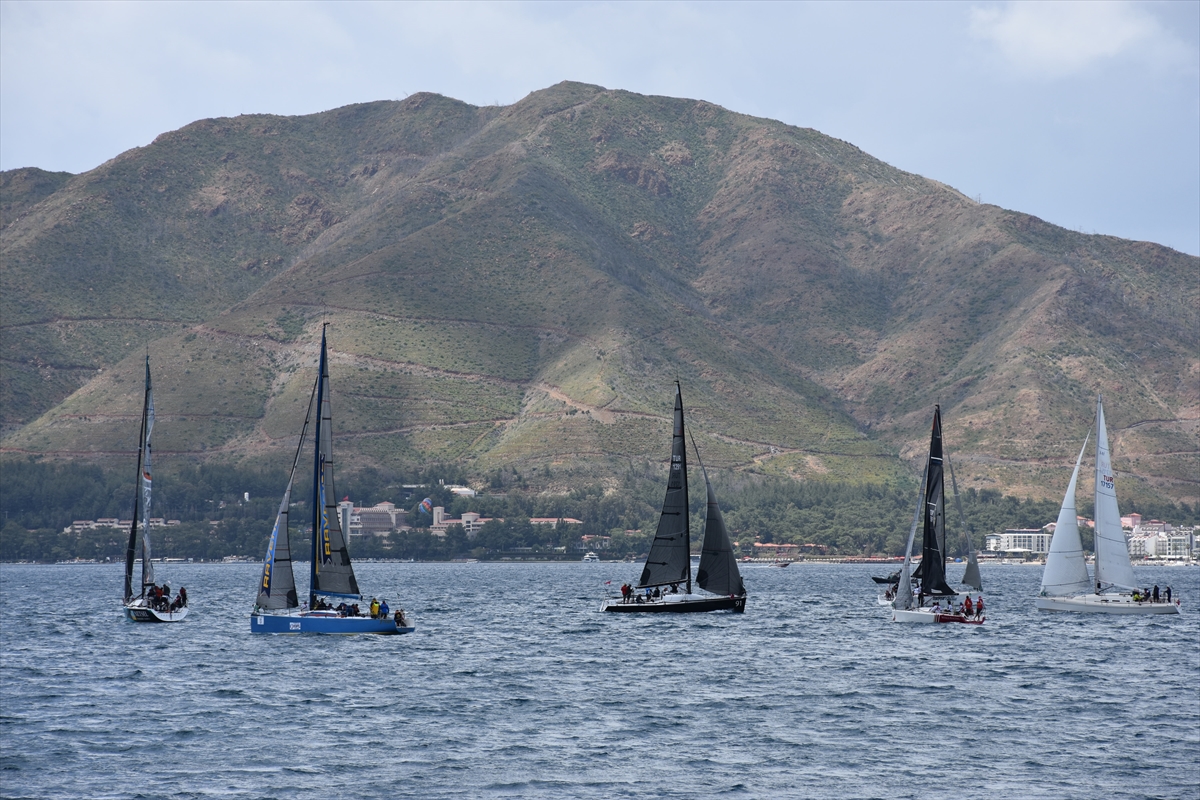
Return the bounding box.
[67,517,178,534]
[337,498,408,539]
[430,506,491,538]
[985,528,1052,555]
[753,542,802,557]
[1128,527,1195,561]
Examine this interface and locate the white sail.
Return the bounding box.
[1040,434,1092,597]
[893,461,928,611]
[1092,397,1138,592]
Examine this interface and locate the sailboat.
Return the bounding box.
[892,406,984,624]
[601,384,746,614]
[1035,395,1180,615]
[250,326,414,634]
[123,356,188,623]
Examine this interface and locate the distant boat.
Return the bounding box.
[123,356,188,623]
[871,571,900,585]
[582,551,599,562]
[251,326,414,634]
[892,406,984,624]
[773,559,791,568]
[1035,396,1180,615]
[602,383,746,614]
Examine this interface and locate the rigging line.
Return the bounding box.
[687,427,709,487]
[944,451,973,557]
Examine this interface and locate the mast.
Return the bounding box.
[309,326,328,608]
[307,325,360,605]
[682,383,691,595]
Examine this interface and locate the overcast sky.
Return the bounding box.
[2,0,1197,255]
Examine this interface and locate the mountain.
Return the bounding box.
[2,82,1197,507]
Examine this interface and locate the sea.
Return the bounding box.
[1,561,1197,800]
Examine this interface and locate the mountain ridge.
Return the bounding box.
[2,81,1196,506]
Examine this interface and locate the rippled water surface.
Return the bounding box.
[1,561,1197,799]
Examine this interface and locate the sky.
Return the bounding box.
[2,0,1197,255]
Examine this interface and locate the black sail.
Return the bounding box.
[309,328,360,602]
[912,405,955,596]
[948,452,983,591]
[123,357,155,603]
[638,385,692,590]
[696,473,745,597]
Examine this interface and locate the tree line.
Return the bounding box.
[1,458,1195,562]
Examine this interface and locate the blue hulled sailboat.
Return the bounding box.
[251,326,413,634]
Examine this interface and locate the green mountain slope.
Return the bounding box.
[3,82,1197,506]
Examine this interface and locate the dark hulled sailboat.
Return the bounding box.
[602,384,746,614]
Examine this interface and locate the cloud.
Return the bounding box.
[969,1,1190,78]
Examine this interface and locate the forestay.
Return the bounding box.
[255,375,318,611]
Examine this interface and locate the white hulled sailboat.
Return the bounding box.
[891,406,984,624]
[1035,396,1180,615]
[123,356,188,623]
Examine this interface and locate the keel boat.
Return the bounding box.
[602,384,746,614]
[1035,396,1180,616]
[251,326,414,634]
[123,356,189,623]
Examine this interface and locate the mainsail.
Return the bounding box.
[696,469,745,597]
[123,357,155,603]
[1039,434,1092,597]
[911,406,955,596]
[1092,396,1138,592]
[309,327,360,603]
[255,375,318,611]
[638,384,692,591]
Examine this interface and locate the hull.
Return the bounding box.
[892,608,985,624]
[602,593,746,614]
[125,603,189,623]
[250,611,415,634]
[1035,594,1182,615]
